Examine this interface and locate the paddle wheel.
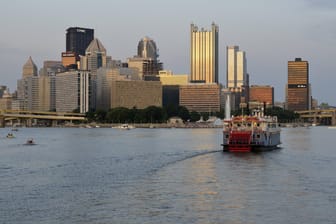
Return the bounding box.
[228,131,252,152]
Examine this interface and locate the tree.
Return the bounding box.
[190,111,200,122]
[177,106,190,121]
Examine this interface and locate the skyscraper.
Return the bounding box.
[66,27,94,57]
[226,46,248,110]
[226,46,247,89]
[286,58,310,111]
[22,56,38,78]
[137,37,158,60]
[80,38,107,73]
[190,23,218,83]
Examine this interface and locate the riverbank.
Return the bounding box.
[65,122,223,129]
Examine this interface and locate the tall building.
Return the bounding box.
[226,46,247,89]
[286,58,310,111]
[17,57,39,110]
[66,27,94,57]
[22,56,38,78]
[226,46,249,110]
[55,71,92,113]
[80,38,107,73]
[137,37,158,60]
[190,23,218,83]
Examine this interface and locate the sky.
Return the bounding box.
[1,0,336,105]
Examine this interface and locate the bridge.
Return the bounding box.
[0,110,86,127]
[296,109,336,126]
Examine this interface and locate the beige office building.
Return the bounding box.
[111,80,162,109]
[96,67,138,110]
[180,84,220,112]
[190,23,218,83]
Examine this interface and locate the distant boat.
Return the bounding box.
[113,124,135,130]
[25,138,35,145]
[6,133,15,138]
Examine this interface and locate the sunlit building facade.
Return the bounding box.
[249,85,274,109]
[190,23,218,83]
[286,58,310,111]
[180,84,220,113]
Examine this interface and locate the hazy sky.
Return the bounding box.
[1,0,336,105]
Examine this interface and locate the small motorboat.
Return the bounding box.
[25,138,35,145]
[6,133,15,138]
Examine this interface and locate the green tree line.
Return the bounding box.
[85,106,297,124]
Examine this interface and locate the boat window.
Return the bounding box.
[256,134,260,138]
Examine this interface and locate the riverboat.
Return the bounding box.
[222,114,281,152]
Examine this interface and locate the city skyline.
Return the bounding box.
[1,0,336,105]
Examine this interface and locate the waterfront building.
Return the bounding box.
[249,85,274,109]
[96,67,138,110]
[179,83,220,113]
[190,23,218,83]
[55,71,92,113]
[286,58,310,111]
[66,27,94,57]
[111,80,162,109]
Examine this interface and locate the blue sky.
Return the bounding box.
[1,0,336,105]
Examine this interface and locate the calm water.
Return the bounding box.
[0,126,336,224]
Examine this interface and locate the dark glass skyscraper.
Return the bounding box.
[66,27,94,57]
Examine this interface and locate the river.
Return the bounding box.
[0,126,335,223]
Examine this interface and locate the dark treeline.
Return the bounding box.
[85,106,225,123]
[85,106,297,124]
